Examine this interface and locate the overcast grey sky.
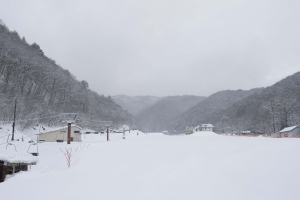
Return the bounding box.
[1,0,299,96]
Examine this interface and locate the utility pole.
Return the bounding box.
[123,127,125,139]
[67,122,71,144]
[107,125,109,141]
[11,99,17,141]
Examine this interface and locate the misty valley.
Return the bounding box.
[1,1,300,198]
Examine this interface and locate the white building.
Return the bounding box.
[38,125,82,142]
[272,125,300,138]
[200,124,214,132]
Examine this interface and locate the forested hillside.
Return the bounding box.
[171,88,263,132]
[172,72,300,133]
[210,72,300,133]
[0,21,133,130]
[136,95,206,132]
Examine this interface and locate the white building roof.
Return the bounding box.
[201,124,214,128]
[0,150,39,164]
[279,125,299,133]
[241,131,251,133]
[38,124,82,135]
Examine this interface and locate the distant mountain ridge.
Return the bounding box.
[112,95,163,116]
[209,72,300,133]
[171,88,263,132]
[1,19,299,134]
[172,72,300,134]
[136,95,206,132]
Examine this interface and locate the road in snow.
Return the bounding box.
[1,131,300,200]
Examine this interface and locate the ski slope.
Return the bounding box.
[1,130,300,200]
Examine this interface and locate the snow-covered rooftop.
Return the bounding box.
[37,124,82,135]
[279,125,299,133]
[0,150,39,164]
[201,124,214,128]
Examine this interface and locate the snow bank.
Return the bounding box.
[1,128,300,200]
[0,149,39,163]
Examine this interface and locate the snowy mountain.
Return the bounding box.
[136,95,206,132]
[210,72,300,133]
[0,22,133,129]
[112,95,163,116]
[172,88,263,132]
[173,72,300,134]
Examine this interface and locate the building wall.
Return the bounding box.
[290,127,300,135]
[38,126,82,142]
[202,127,213,131]
[281,127,300,137]
[273,127,300,138]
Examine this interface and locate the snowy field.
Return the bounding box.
[1,129,300,200]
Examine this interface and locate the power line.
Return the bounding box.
[5,132,39,142]
[77,119,99,125]
[0,114,63,123]
[0,134,10,138]
[77,117,113,124]
[0,142,8,146]
[0,114,101,124]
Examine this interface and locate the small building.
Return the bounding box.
[186,126,194,135]
[38,125,82,142]
[241,131,251,135]
[200,124,214,132]
[277,125,300,138]
[194,125,201,132]
[84,129,99,134]
[0,150,38,182]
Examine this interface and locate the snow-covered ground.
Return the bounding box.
[1,129,300,200]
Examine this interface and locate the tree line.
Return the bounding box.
[0,20,133,130]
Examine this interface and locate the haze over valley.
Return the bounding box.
[1,1,300,199]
